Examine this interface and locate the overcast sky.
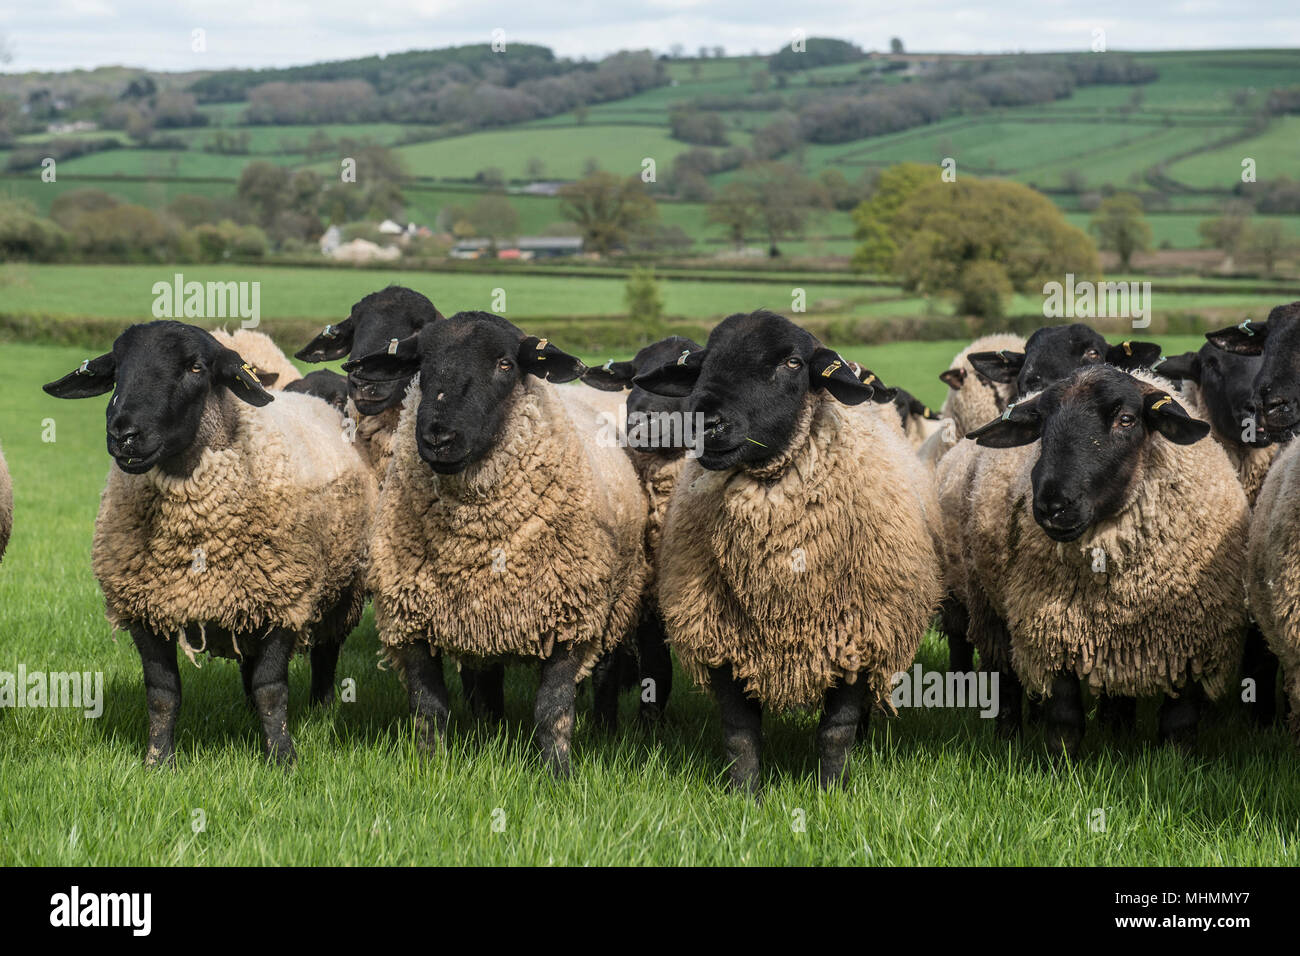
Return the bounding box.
[1,0,1296,74]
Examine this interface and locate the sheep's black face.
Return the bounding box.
[968,324,1162,398]
[969,366,1209,542]
[633,311,877,471]
[295,286,442,416]
[284,369,350,413]
[1159,345,1269,449]
[583,336,704,458]
[1207,303,1300,441]
[344,311,585,475]
[42,321,273,475]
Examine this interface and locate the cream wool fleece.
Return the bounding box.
[940,333,1026,440]
[210,329,302,390]
[657,393,942,713]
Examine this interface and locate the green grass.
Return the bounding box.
[1166,117,1300,190]
[1,336,1295,864]
[56,149,307,178]
[0,176,235,214]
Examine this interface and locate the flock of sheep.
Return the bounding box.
[11,286,1300,793]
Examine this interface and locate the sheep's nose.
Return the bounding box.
[423,425,457,449]
[109,420,140,444]
[1034,490,1079,527]
[701,413,729,440]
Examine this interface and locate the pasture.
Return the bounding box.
[1,333,1295,866]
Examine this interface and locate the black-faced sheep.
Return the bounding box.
[284,369,350,413]
[347,311,648,777]
[947,365,1248,756]
[635,311,941,793]
[43,321,376,766]
[580,335,703,727]
[1207,302,1300,741]
[966,324,1163,397]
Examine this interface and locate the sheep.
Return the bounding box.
[0,445,10,563]
[43,321,376,766]
[580,335,703,727]
[634,310,941,793]
[210,329,301,390]
[295,285,445,480]
[346,311,648,777]
[1206,303,1300,740]
[284,369,350,413]
[965,323,1163,397]
[1156,343,1281,725]
[937,333,1027,443]
[945,364,1249,756]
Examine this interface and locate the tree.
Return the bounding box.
[468,195,520,252]
[525,156,546,179]
[706,181,761,247]
[890,37,905,54]
[558,172,657,254]
[886,178,1101,318]
[1198,203,1252,256]
[237,161,291,227]
[625,267,664,331]
[850,162,934,272]
[1246,221,1291,274]
[706,162,826,256]
[1089,193,1152,270]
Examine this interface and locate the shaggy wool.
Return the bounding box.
[950,369,1249,698]
[209,329,302,390]
[92,390,375,659]
[346,400,404,483]
[367,378,648,676]
[657,393,942,713]
[0,444,11,563]
[940,333,1026,439]
[1245,440,1300,734]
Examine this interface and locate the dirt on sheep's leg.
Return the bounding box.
[250,629,297,767]
[1158,684,1201,751]
[636,611,673,726]
[1096,693,1137,736]
[1241,624,1280,727]
[535,643,585,779]
[818,678,868,789]
[462,662,505,723]
[940,596,974,674]
[398,642,450,754]
[131,626,181,769]
[309,640,343,707]
[1043,672,1085,760]
[709,665,763,798]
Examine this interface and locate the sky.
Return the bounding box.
[1,0,1296,74]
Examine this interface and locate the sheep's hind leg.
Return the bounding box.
[941,596,974,673]
[1241,624,1280,727]
[1158,684,1201,750]
[818,678,868,789]
[590,646,632,733]
[309,640,343,707]
[637,611,673,725]
[131,626,181,768]
[1043,672,1085,760]
[249,629,297,766]
[1096,693,1137,736]
[462,662,506,722]
[397,641,450,755]
[709,665,763,797]
[535,643,586,779]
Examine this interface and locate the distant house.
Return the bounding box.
[319,225,342,254]
[46,120,98,135]
[519,181,566,197]
[449,236,583,260]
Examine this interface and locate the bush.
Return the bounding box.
[624,267,665,327]
[957,261,1013,319]
[0,200,69,261]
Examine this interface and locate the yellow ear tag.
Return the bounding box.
[387,338,399,355]
[1122,341,1133,356]
[240,363,261,387]
[821,360,842,378]
[1151,395,1172,411]
[536,338,548,360]
[862,372,877,385]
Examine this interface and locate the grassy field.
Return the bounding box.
[2,334,1295,866]
[1166,116,1300,190]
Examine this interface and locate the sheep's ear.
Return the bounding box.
[295,317,355,362]
[1143,391,1209,445]
[939,367,966,389]
[519,336,585,383]
[1152,351,1201,383]
[810,348,876,405]
[967,350,1024,384]
[633,349,707,397]
[967,398,1042,447]
[1206,320,1267,356]
[582,359,637,392]
[256,370,280,388]
[1106,340,1163,370]
[44,353,117,398]
[215,349,275,407]
[853,367,899,404]
[343,332,421,380]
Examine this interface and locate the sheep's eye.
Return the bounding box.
[189,363,203,374]
[1117,412,1137,428]
[498,359,514,372]
[1084,348,1101,360]
[784,357,803,370]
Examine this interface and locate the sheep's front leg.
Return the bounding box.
[130,626,181,768]
[396,641,449,754]
[637,611,673,724]
[709,665,763,796]
[1158,683,1201,750]
[309,640,343,707]
[462,663,505,722]
[1241,624,1279,727]
[1096,693,1137,735]
[818,677,868,789]
[535,643,586,779]
[1043,671,1085,759]
[590,647,631,733]
[249,629,297,766]
[941,596,974,673]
